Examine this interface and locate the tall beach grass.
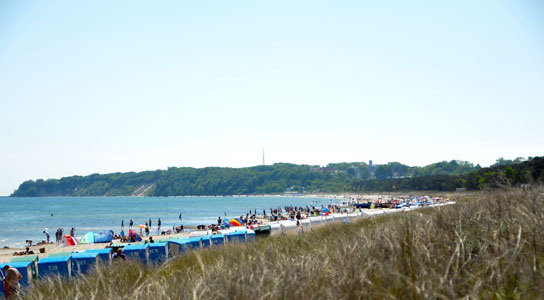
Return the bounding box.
[22,187,543,299]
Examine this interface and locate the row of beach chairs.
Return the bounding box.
[0,229,256,295]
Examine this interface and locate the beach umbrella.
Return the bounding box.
[137,224,148,229]
[322,207,331,213]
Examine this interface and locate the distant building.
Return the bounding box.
[369,160,378,179]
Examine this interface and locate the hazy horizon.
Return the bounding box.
[1,0,543,195]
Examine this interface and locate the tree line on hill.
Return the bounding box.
[10,157,542,197]
[351,156,543,192]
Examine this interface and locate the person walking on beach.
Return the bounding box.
[129,219,133,229]
[43,229,50,243]
[157,218,161,234]
[149,218,152,228]
[70,227,75,237]
[4,265,22,298]
[121,220,124,229]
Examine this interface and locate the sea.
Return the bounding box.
[0,195,338,248]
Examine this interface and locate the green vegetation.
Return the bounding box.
[352,156,543,192]
[11,157,542,196]
[23,187,544,299]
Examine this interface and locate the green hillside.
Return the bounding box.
[10,157,542,196]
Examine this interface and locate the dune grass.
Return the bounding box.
[22,188,543,299]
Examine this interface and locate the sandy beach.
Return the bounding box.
[0,231,191,263]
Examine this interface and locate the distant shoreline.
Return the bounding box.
[3,193,347,199]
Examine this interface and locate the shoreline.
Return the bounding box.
[2,193,347,198]
[0,195,347,250]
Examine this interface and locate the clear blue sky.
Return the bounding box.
[1,0,543,195]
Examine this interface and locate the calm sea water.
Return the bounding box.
[0,196,336,248]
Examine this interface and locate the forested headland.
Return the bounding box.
[10,157,543,197]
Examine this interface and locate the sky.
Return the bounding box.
[0,0,543,195]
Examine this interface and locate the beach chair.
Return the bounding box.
[38,256,72,278]
[85,248,112,265]
[201,236,212,248]
[10,255,39,281]
[123,244,149,264]
[0,261,34,287]
[226,231,246,243]
[71,252,99,276]
[210,234,226,246]
[148,242,169,264]
[168,237,202,257]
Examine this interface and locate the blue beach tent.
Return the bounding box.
[246,229,256,243]
[201,235,211,248]
[0,267,5,298]
[93,231,113,243]
[10,255,39,280]
[123,244,149,263]
[186,237,202,250]
[0,261,34,287]
[148,242,169,264]
[37,256,72,278]
[226,231,246,243]
[168,237,202,257]
[85,248,112,264]
[71,252,99,276]
[210,234,226,246]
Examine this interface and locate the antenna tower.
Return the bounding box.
[262,149,265,166]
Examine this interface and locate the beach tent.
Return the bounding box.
[93,231,113,243]
[148,242,169,264]
[278,220,298,234]
[226,231,246,243]
[268,222,282,236]
[38,256,72,278]
[60,235,79,247]
[0,268,5,297]
[71,252,99,276]
[85,248,112,264]
[250,224,271,236]
[10,255,39,281]
[168,237,202,257]
[79,232,94,244]
[1,261,34,287]
[300,219,312,231]
[229,218,244,227]
[246,229,256,242]
[123,244,149,263]
[221,219,232,228]
[128,230,142,242]
[201,235,211,248]
[210,234,226,246]
[309,216,323,225]
[322,207,331,213]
